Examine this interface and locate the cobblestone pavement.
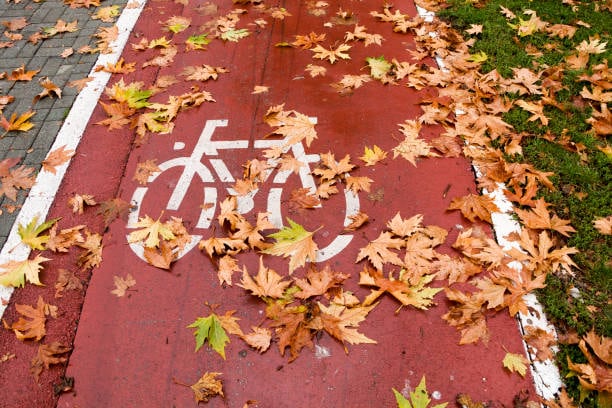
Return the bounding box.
[0,0,128,248]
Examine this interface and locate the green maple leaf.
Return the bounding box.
[187,314,229,359]
[18,216,59,250]
[0,255,50,287]
[466,51,488,63]
[366,56,392,80]
[393,376,448,408]
[186,34,211,50]
[107,80,151,109]
[220,28,250,42]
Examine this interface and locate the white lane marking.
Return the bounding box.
[0,0,149,318]
[415,4,562,399]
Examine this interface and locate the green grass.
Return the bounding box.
[440,0,611,405]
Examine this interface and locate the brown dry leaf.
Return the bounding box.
[310,43,351,64]
[216,255,241,286]
[77,230,103,270]
[593,216,612,235]
[190,372,223,403]
[392,120,438,166]
[7,64,39,81]
[292,32,326,49]
[67,76,93,92]
[95,25,119,53]
[312,152,355,181]
[313,302,377,348]
[144,239,176,270]
[46,224,85,253]
[345,176,373,194]
[261,219,319,274]
[356,231,404,271]
[294,265,349,299]
[447,193,500,224]
[133,159,161,185]
[289,187,320,209]
[238,258,290,298]
[359,145,387,166]
[181,64,228,81]
[387,213,423,238]
[54,268,83,298]
[216,196,245,229]
[344,211,368,231]
[97,197,132,228]
[2,17,28,31]
[242,326,271,353]
[305,64,326,77]
[264,104,318,147]
[111,273,136,297]
[515,199,576,237]
[68,193,97,214]
[431,255,482,285]
[11,296,55,341]
[231,213,274,250]
[523,325,556,361]
[96,57,136,74]
[42,145,74,174]
[0,162,35,201]
[33,77,62,103]
[30,342,71,382]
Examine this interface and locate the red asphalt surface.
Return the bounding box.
[1,0,537,406]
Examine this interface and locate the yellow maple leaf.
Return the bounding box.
[128,214,175,248]
[502,351,529,377]
[0,255,50,287]
[359,145,387,166]
[261,218,319,274]
[310,43,351,64]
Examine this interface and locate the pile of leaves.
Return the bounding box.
[0,0,610,406]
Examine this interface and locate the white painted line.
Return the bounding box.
[414,3,563,399]
[0,0,148,318]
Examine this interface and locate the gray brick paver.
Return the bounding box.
[0,0,129,248]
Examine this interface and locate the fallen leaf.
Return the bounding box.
[190,372,223,403]
[238,258,291,298]
[252,85,269,94]
[502,351,529,377]
[447,193,499,224]
[188,312,230,358]
[111,274,136,297]
[30,342,71,382]
[11,296,55,341]
[262,218,319,274]
[242,326,272,353]
[42,145,75,174]
[33,77,62,103]
[0,255,50,287]
[7,64,39,81]
[18,216,59,250]
[67,193,97,214]
[54,268,83,298]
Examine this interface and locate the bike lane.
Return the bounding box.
[3,0,539,406]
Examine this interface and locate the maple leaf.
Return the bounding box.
[393,376,448,408]
[185,34,211,51]
[30,342,71,382]
[523,325,556,362]
[110,274,136,297]
[292,32,325,49]
[312,152,355,181]
[507,229,578,275]
[1,110,35,134]
[242,326,272,353]
[42,145,74,174]
[232,213,275,250]
[515,99,548,125]
[366,56,392,80]
[264,105,318,147]
[221,28,250,42]
[7,64,39,81]
[289,187,320,210]
[593,216,612,235]
[216,255,241,286]
[238,258,290,298]
[43,20,78,37]
[96,58,136,74]
[18,216,59,250]
[345,176,373,194]
[502,352,529,377]
[387,213,423,238]
[199,234,248,258]
[0,255,49,287]
[359,268,442,309]
[447,193,499,224]
[356,231,404,271]
[305,64,326,77]
[190,372,224,403]
[106,79,151,109]
[128,214,175,248]
[11,296,56,341]
[181,65,228,82]
[344,211,369,231]
[345,25,384,46]
[2,17,28,31]
[262,218,319,274]
[252,85,269,94]
[294,265,348,299]
[431,255,482,285]
[575,37,607,55]
[54,268,82,298]
[67,76,93,92]
[92,5,120,22]
[442,287,490,345]
[310,43,351,64]
[267,303,313,361]
[313,302,377,348]
[359,145,387,166]
[188,312,231,358]
[392,120,438,166]
[33,77,61,103]
[44,224,84,253]
[68,193,96,214]
[0,163,35,201]
[515,199,575,237]
[76,230,103,270]
[165,15,190,33]
[133,159,160,185]
[97,197,132,228]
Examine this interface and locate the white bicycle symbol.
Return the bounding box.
[126,119,360,262]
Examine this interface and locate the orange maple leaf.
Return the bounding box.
[447,193,500,224]
[7,64,39,81]
[11,296,56,341]
[42,145,75,174]
[355,231,404,271]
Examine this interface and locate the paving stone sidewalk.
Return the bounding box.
[0,0,128,248]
